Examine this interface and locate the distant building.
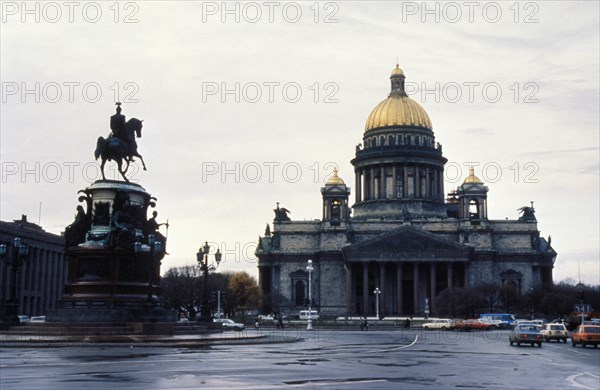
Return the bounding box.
[0,215,66,317]
[256,65,557,317]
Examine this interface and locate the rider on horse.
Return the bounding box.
[110,102,136,161]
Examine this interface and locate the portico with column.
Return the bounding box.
[342,225,471,316]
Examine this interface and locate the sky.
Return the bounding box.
[1,1,598,285]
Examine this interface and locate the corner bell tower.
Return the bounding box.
[457,167,489,224]
[321,168,350,226]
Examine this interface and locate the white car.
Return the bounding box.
[214,318,245,331]
[30,316,46,323]
[422,319,454,330]
[540,323,568,343]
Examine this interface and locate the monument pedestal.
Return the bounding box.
[48,180,175,323]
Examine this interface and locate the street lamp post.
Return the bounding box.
[529,287,535,320]
[196,241,222,322]
[306,259,314,330]
[0,237,30,326]
[374,288,381,319]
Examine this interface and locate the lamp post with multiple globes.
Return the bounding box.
[196,241,222,322]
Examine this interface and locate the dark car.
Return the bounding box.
[509,324,543,347]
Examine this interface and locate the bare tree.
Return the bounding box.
[161,266,202,320]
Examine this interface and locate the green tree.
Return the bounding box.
[227,271,262,315]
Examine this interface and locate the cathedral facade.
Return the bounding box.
[256,66,556,317]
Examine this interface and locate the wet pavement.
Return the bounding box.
[1,329,599,389]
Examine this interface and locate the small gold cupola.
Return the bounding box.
[463,167,483,184]
[326,168,346,186]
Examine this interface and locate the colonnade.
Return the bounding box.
[355,164,444,204]
[345,260,468,315]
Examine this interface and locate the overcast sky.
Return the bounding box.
[1,1,598,285]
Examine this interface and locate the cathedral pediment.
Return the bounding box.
[342,225,470,262]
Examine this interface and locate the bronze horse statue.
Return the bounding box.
[95,117,147,182]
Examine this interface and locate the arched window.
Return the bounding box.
[469,199,480,219]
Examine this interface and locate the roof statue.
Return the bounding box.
[274,202,291,222]
[518,201,537,222]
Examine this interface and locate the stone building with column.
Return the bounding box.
[256,65,557,317]
[0,215,66,318]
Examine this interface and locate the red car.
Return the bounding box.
[454,319,495,331]
[571,325,600,348]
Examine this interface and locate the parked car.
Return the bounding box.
[540,323,568,343]
[17,315,30,324]
[422,319,454,330]
[299,310,319,320]
[214,318,245,331]
[454,319,495,331]
[509,324,543,347]
[30,316,46,323]
[571,325,600,348]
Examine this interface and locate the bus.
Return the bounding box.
[479,313,516,329]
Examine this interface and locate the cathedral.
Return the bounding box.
[256,65,556,317]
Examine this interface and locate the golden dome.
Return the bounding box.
[326,168,345,185]
[365,95,432,131]
[463,167,483,184]
[365,66,432,132]
[391,63,404,76]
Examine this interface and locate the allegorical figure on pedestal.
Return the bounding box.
[108,192,142,250]
[64,205,90,247]
[144,211,168,251]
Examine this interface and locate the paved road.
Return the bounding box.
[1,328,599,389]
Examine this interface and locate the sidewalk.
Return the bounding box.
[0,328,301,348]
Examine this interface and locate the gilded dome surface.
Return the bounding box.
[365,95,432,132]
[364,65,432,132]
[326,168,345,185]
[463,167,483,184]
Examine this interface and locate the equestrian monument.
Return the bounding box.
[48,104,175,324]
